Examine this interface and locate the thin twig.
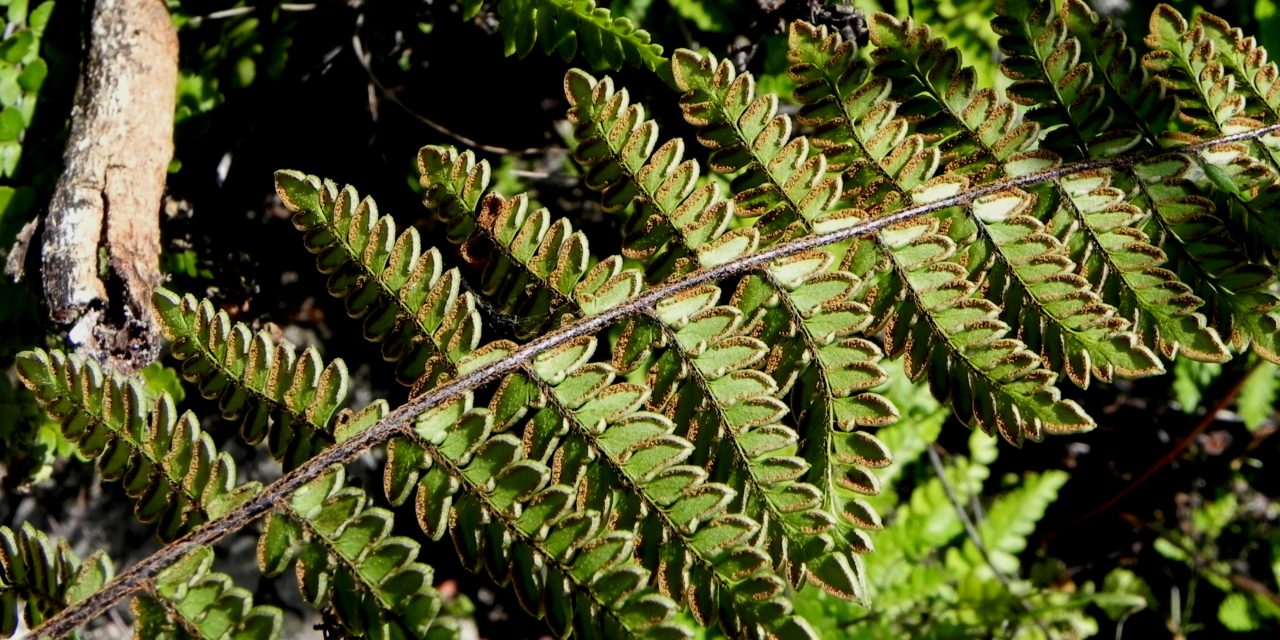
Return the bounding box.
[926,444,1054,638]
[27,122,1280,639]
[1069,360,1261,527]
[351,31,558,157]
[1120,512,1280,608]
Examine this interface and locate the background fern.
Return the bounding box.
[3,1,1280,639]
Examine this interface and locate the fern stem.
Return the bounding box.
[924,444,1053,637]
[1069,359,1259,527]
[28,121,1280,640]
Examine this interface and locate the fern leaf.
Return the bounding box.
[274,171,482,388]
[795,20,1163,388]
[1135,155,1280,362]
[18,346,442,639]
[417,149,644,337]
[153,289,345,469]
[1,523,281,640]
[564,69,737,281]
[496,0,664,71]
[463,337,818,636]
[670,49,858,246]
[877,5,1227,365]
[774,26,1094,440]
[618,286,866,605]
[1055,168,1230,362]
[1058,0,1173,145]
[15,349,261,540]
[1142,5,1280,258]
[278,166,697,635]
[259,466,450,639]
[395,397,696,639]
[963,470,1068,574]
[272,175,702,635]
[994,0,1146,159]
[138,545,283,639]
[989,3,1244,364]
[0,523,113,636]
[566,68,898,573]
[419,137,841,623]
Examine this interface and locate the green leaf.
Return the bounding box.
[1239,361,1279,431]
[1220,592,1260,632]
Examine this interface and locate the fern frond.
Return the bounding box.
[153,290,346,469]
[15,349,261,540]
[994,0,1146,159]
[136,546,283,639]
[398,395,695,639]
[616,291,862,608]
[794,20,1163,388]
[1,523,112,636]
[564,70,741,282]
[495,0,665,71]
[388,142,840,626]
[230,179,696,634]
[772,29,1095,439]
[258,466,451,639]
[17,345,448,639]
[961,469,1067,574]
[274,171,482,389]
[872,6,1227,366]
[413,149,831,628]
[417,149,647,337]
[1,523,281,640]
[565,68,898,572]
[867,14,1052,179]
[1142,5,1280,257]
[451,337,818,637]
[1134,156,1280,361]
[989,2,1250,365]
[670,49,858,246]
[270,176,705,636]
[1051,169,1228,362]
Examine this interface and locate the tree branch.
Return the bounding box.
[36,0,176,372]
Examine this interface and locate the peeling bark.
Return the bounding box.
[37,0,177,371]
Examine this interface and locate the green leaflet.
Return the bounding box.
[671,49,855,246]
[1141,4,1280,260]
[260,466,449,639]
[274,171,482,387]
[397,403,695,638]
[154,288,341,468]
[496,0,665,71]
[417,148,646,335]
[515,335,816,635]
[284,160,693,637]
[1135,155,1280,363]
[1,523,114,636]
[15,349,261,540]
[1,523,282,640]
[145,546,283,639]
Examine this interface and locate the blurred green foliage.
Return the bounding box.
[793,367,1146,639]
